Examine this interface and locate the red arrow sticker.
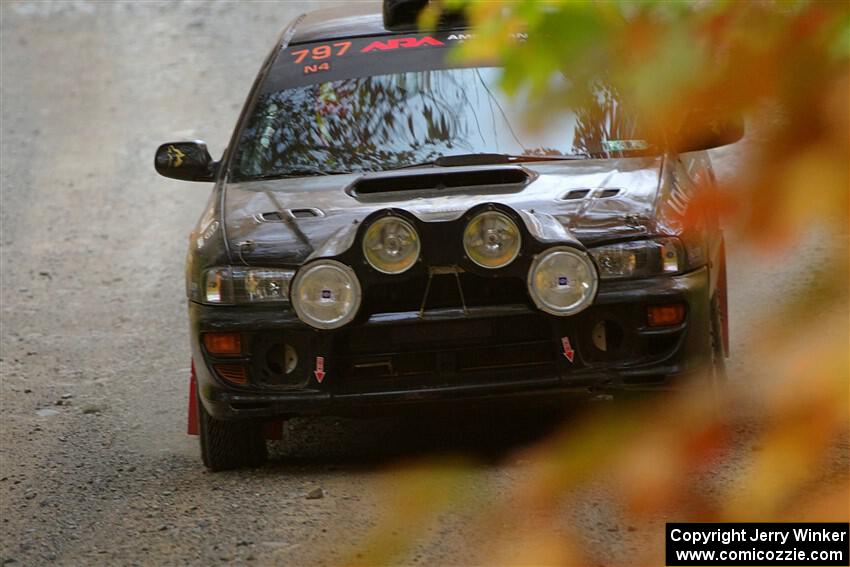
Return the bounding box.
[561,337,575,363]
[314,356,326,383]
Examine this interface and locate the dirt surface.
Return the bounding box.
[1,2,846,566]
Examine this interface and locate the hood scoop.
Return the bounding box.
[562,187,621,200]
[255,208,324,222]
[348,166,533,200]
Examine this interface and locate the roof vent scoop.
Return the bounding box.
[383,0,427,30]
[383,0,467,31]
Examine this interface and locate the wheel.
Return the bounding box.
[197,390,267,471]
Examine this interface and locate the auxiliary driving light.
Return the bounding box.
[362,216,420,274]
[463,211,521,269]
[291,260,362,330]
[527,247,598,316]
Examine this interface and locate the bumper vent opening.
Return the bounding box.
[250,334,307,389]
[591,320,625,353]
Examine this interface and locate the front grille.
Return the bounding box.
[343,341,554,382]
[345,314,551,355]
[456,341,554,372]
[336,313,556,390]
[364,273,530,315]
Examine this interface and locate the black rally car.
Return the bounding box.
[155,2,741,470]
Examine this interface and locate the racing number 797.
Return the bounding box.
[291,41,352,64]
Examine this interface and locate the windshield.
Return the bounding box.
[233,33,647,180]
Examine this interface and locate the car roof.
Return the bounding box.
[290,3,388,44]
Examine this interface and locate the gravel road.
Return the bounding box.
[1,2,845,566]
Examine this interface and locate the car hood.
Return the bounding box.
[223,156,663,267]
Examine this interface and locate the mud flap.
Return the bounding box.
[187,359,199,436]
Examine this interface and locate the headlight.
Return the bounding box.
[527,247,598,316]
[463,211,521,269]
[589,238,684,280]
[291,260,361,330]
[201,267,293,304]
[362,216,420,274]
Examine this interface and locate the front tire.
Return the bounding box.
[198,391,267,471]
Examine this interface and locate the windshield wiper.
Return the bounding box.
[244,153,587,180]
[390,152,588,170]
[249,168,342,181]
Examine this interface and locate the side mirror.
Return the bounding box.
[154,141,217,182]
[674,111,745,152]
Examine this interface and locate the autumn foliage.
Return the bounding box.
[351,2,849,565]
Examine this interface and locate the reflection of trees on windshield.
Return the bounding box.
[572,84,642,158]
[236,70,647,178]
[238,71,486,177]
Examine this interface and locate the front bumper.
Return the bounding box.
[190,267,711,420]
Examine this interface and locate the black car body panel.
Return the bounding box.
[163,4,732,427]
[222,157,664,267]
[191,264,711,420]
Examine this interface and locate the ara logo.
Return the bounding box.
[360,36,444,53]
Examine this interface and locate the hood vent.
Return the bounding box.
[563,189,590,200]
[562,188,621,200]
[256,208,324,222]
[289,208,324,219]
[349,167,532,198]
